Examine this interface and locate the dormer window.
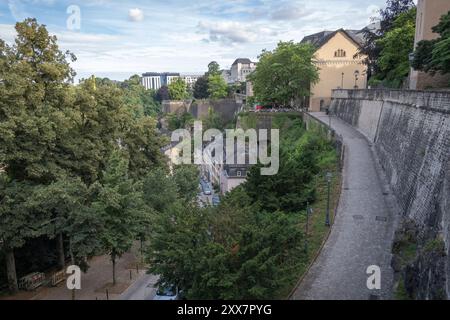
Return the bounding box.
[334,49,346,58]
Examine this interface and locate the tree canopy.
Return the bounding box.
[370,8,416,88]
[249,41,319,107]
[412,11,450,75]
[168,78,189,100]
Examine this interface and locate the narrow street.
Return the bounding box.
[292,112,399,300]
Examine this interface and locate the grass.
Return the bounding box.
[277,161,342,299]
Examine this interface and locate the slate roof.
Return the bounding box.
[232,58,253,66]
[301,29,365,49]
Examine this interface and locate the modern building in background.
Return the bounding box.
[182,75,201,88]
[221,58,256,84]
[301,29,368,111]
[141,72,181,90]
[409,0,450,90]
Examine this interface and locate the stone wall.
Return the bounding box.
[330,89,450,300]
[191,99,241,124]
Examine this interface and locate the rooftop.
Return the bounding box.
[301,29,366,49]
[232,58,253,66]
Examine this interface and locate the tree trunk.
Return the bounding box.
[111,251,116,286]
[140,237,144,264]
[57,233,65,270]
[5,248,18,293]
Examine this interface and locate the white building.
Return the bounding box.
[229,58,256,83]
[182,75,201,87]
[141,72,181,90]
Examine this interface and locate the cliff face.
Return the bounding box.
[330,89,450,300]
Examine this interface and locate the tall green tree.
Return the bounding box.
[358,0,416,78]
[412,11,450,75]
[93,150,144,285]
[168,78,189,100]
[206,61,221,76]
[193,76,209,99]
[122,75,160,117]
[207,74,228,100]
[250,41,319,107]
[371,8,416,88]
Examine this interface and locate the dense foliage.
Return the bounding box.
[249,41,319,108]
[148,114,338,299]
[358,0,416,79]
[412,11,450,76]
[168,77,189,100]
[369,8,416,88]
[0,19,167,292]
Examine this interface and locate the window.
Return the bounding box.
[334,49,346,58]
[237,171,242,177]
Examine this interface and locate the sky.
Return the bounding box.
[0,0,392,81]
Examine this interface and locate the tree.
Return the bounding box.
[371,8,416,88]
[358,0,416,78]
[193,76,209,99]
[0,18,76,292]
[207,74,228,100]
[122,75,160,117]
[250,41,319,107]
[168,78,189,100]
[172,165,199,203]
[0,18,76,184]
[93,150,144,285]
[412,11,450,75]
[202,108,224,131]
[207,61,221,76]
[156,85,170,102]
[0,178,47,292]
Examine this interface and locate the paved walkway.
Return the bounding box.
[292,112,398,300]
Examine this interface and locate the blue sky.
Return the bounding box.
[0,0,393,81]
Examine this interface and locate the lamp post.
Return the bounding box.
[354,70,360,89]
[341,72,344,88]
[325,172,333,227]
[304,202,313,253]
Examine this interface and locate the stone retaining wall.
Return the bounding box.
[330,89,450,300]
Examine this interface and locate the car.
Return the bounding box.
[201,181,212,195]
[212,195,220,206]
[153,284,180,301]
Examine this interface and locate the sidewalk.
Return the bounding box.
[1,245,147,300]
[292,112,398,300]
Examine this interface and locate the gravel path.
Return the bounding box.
[292,112,399,300]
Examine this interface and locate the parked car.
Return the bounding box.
[201,180,212,195]
[153,284,180,301]
[212,195,221,206]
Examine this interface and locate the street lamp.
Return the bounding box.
[304,202,314,253]
[354,70,360,89]
[325,172,333,227]
[341,72,344,89]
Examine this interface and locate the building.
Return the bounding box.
[141,72,181,90]
[182,75,201,88]
[230,58,256,83]
[221,58,256,84]
[409,0,450,90]
[202,139,251,194]
[301,29,368,112]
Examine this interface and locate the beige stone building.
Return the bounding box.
[409,0,450,90]
[301,29,368,112]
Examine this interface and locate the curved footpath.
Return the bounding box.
[292,112,399,300]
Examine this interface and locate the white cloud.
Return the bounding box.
[128,8,144,22]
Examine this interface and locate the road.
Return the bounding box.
[292,112,399,300]
[120,274,159,300]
